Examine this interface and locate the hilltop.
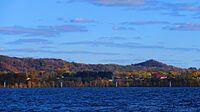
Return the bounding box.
[133,59,169,67]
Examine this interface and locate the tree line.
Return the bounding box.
[1,70,200,88]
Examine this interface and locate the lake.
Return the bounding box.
[0,87,200,112]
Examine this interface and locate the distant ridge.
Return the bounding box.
[0,55,183,72]
[133,59,169,68]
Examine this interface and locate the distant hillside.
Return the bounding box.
[0,55,183,73]
[131,59,183,72]
[0,55,70,72]
[0,55,124,72]
[133,59,169,68]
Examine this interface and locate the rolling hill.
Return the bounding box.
[0,55,183,73]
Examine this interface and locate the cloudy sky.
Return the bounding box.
[1,0,200,68]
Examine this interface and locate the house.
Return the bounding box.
[152,72,167,79]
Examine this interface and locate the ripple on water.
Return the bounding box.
[0,88,200,111]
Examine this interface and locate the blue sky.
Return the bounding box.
[1,0,200,68]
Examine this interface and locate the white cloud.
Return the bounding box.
[91,0,145,6]
[0,48,5,51]
[0,25,88,37]
[70,18,95,23]
[164,23,200,31]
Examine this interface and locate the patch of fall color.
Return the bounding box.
[0,55,200,88]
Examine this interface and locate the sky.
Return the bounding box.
[0,0,200,68]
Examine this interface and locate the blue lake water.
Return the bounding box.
[0,87,200,112]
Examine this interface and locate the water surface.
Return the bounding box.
[0,87,200,112]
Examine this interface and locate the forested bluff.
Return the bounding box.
[0,55,200,88]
